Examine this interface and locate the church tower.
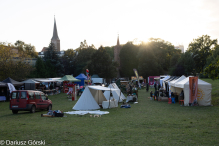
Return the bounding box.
[51,17,60,51]
[114,35,121,78]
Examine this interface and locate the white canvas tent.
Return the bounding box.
[104,84,124,102]
[104,83,126,102]
[174,77,212,106]
[162,76,171,90]
[160,76,170,87]
[73,86,118,110]
[169,75,186,93]
[111,83,126,100]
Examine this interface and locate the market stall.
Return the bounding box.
[58,75,81,101]
[75,73,88,86]
[22,79,40,90]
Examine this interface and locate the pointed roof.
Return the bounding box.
[51,17,59,40]
[75,73,88,80]
[58,75,81,82]
[117,34,120,46]
[22,79,40,84]
[2,77,24,86]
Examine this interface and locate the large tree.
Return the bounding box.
[138,44,164,78]
[204,45,219,80]
[87,46,118,79]
[0,43,34,80]
[61,49,76,75]
[187,35,218,73]
[74,41,96,76]
[120,42,139,77]
[14,40,38,58]
[44,42,64,77]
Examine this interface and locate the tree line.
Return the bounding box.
[1,35,218,81]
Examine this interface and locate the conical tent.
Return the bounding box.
[104,83,126,102]
[73,86,118,110]
[111,83,126,100]
[58,75,81,82]
[73,86,100,110]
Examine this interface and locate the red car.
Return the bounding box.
[10,90,52,114]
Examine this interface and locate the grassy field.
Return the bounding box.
[0,81,219,146]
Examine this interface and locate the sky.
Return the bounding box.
[1,0,219,52]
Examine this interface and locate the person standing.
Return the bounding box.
[146,83,149,92]
[154,82,157,92]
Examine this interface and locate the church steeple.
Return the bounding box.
[114,34,121,78]
[51,16,60,51]
[117,34,120,46]
[52,17,59,40]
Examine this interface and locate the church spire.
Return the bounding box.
[117,34,120,46]
[52,17,59,40]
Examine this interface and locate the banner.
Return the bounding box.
[189,77,198,104]
[133,69,139,84]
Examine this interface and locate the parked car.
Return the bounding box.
[10,90,52,114]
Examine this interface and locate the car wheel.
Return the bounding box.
[47,105,52,111]
[12,110,18,114]
[30,105,36,113]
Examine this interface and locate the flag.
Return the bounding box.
[133,68,139,84]
[189,77,198,103]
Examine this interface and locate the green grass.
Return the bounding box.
[0,85,219,146]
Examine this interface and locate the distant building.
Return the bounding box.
[51,17,60,52]
[38,17,63,58]
[174,45,184,53]
[38,51,65,58]
[114,35,121,78]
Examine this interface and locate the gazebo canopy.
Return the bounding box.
[59,75,81,82]
[76,73,87,80]
[0,82,7,87]
[2,77,24,86]
[22,79,40,84]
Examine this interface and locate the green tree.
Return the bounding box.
[44,42,64,77]
[14,40,38,58]
[137,42,164,78]
[88,46,117,79]
[204,45,219,80]
[187,35,218,73]
[61,49,76,75]
[120,42,139,77]
[74,42,96,76]
[0,43,34,80]
[104,46,114,59]
[34,57,47,78]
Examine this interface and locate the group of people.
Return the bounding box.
[126,82,138,97]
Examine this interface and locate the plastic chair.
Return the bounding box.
[171,97,175,103]
[179,100,184,105]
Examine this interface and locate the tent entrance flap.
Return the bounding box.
[89,88,106,105]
